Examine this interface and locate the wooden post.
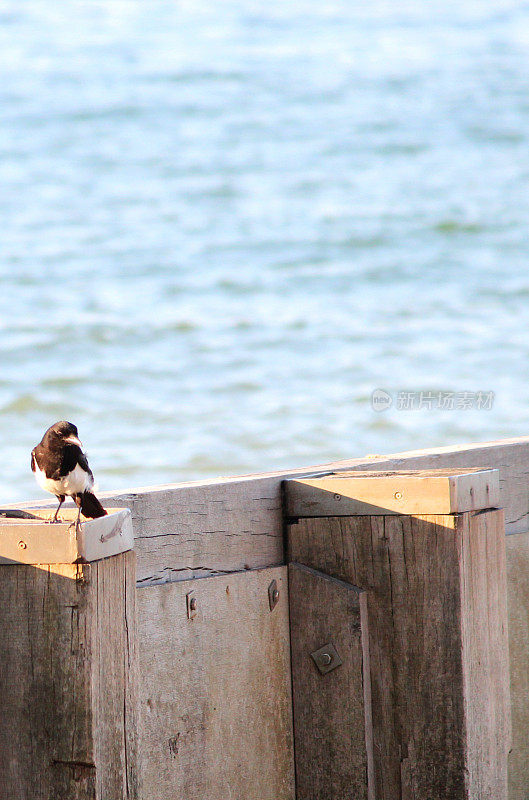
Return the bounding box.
[0,509,139,800]
[285,469,511,800]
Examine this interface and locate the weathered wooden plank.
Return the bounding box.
[459,510,511,800]
[106,479,288,585]
[0,508,133,564]
[285,468,500,517]
[105,437,529,584]
[94,551,140,800]
[288,511,510,800]
[0,551,139,800]
[505,531,529,800]
[137,566,294,800]
[288,562,373,800]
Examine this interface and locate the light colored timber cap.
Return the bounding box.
[284,468,500,517]
[0,507,133,565]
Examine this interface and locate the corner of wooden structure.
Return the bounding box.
[284,469,510,800]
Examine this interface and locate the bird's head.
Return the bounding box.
[46,420,83,448]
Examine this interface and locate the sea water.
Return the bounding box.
[1,0,529,502]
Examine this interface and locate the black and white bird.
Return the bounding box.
[31,421,107,526]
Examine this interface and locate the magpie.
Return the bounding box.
[31,421,107,526]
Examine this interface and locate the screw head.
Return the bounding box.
[394,491,402,500]
[334,493,341,501]
[18,540,27,550]
[268,579,280,611]
[311,643,342,674]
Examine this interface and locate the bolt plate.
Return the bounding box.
[311,642,342,675]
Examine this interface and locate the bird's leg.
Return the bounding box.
[52,495,65,523]
[74,494,83,533]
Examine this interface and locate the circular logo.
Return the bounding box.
[371,389,393,412]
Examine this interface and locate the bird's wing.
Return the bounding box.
[75,447,94,481]
[32,443,62,479]
[57,444,92,480]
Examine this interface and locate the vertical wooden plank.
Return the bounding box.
[288,562,373,800]
[505,530,529,800]
[288,510,510,800]
[94,551,140,800]
[0,552,139,800]
[459,511,510,800]
[137,566,295,800]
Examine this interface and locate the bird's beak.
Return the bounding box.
[65,436,83,448]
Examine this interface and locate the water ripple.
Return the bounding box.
[0,0,528,502]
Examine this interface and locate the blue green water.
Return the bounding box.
[2,1,529,502]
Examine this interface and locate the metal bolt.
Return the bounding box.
[394,491,402,500]
[268,579,280,611]
[186,591,198,620]
[311,642,342,675]
[334,493,341,501]
[18,541,27,550]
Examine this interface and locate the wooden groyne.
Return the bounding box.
[2,436,529,799]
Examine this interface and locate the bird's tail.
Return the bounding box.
[79,491,107,519]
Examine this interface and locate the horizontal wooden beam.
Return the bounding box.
[82,436,529,582]
[284,468,500,517]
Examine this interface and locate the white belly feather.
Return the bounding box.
[35,462,93,497]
